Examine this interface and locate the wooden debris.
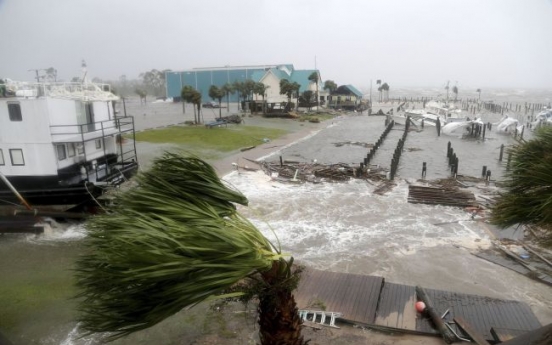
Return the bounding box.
[259,161,387,184]
[408,185,477,207]
[454,316,491,345]
[522,244,552,269]
[415,286,457,344]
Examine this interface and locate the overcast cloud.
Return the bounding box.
[1,0,551,90]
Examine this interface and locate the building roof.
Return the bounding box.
[290,69,319,92]
[333,85,364,98]
[250,70,266,83]
[345,85,363,98]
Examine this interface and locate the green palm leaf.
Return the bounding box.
[75,153,281,340]
[491,127,552,228]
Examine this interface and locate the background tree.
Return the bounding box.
[253,82,269,114]
[452,84,458,101]
[45,67,57,82]
[181,86,199,122]
[323,80,337,106]
[445,80,450,101]
[139,69,171,98]
[279,79,300,111]
[135,88,147,105]
[381,82,390,102]
[491,127,552,236]
[232,81,244,111]
[209,85,225,119]
[222,83,234,112]
[243,79,257,112]
[300,90,314,111]
[308,72,319,108]
[376,80,382,102]
[476,88,482,101]
[191,90,202,123]
[75,153,307,344]
[323,80,337,94]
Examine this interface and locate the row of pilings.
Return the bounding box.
[385,97,550,113]
[389,116,411,180]
[446,141,460,178]
[360,119,395,171]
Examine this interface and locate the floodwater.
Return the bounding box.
[1,92,551,344]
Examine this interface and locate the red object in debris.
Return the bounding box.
[415,301,426,313]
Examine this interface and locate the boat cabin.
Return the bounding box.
[0,80,138,206]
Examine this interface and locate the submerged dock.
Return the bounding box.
[295,268,542,342]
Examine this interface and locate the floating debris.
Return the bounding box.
[259,161,388,184]
[333,141,374,148]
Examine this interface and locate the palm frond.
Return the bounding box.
[491,127,552,228]
[75,153,280,341]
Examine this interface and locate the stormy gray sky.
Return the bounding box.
[1,0,552,90]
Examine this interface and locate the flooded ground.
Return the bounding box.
[1,94,551,344]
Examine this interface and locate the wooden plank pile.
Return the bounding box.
[407,185,477,207]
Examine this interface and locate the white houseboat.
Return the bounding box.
[0,79,138,207]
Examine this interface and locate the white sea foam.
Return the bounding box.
[227,171,490,271]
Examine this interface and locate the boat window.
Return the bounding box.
[67,143,76,157]
[0,149,4,165]
[95,139,102,149]
[56,144,67,161]
[9,149,25,166]
[8,102,22,121]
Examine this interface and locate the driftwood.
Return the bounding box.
[259,161,388,184]
[415,286,457,344]
[522,244,552,269]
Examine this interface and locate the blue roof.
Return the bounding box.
[290,69,319,92]
[345,84,363,98]
[269,68,291,81]
[250,70,266,83]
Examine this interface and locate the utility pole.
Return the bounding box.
[28,69,43,83]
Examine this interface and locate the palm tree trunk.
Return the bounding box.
[258,260,306,345]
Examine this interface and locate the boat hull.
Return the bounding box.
[0,163,138,207]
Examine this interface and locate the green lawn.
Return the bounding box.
[134,125,289,152]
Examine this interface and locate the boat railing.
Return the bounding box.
[5,81,117,101]
[50,117,134,140]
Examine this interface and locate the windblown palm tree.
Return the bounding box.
[75,153,306,344]
[491,127,552,232]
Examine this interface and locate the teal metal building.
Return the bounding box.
[165,64,294,102]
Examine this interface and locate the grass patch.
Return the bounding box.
[298,113,334,122]
[134,125,288,152]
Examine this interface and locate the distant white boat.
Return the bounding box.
[495,116,524,135]
[393,100,466,127]
[441,118,485,137]
[531,107,552,129]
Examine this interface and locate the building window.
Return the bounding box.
[8,103,22,121]
[67,143,76,157]
[0,149,4,165]
[95,139,102,149]
[57,144,67,161]
[9,149,25,166]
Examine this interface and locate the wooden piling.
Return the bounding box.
[499,144,504,162]
[422,162,427,178]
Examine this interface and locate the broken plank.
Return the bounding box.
[454,316,491,345]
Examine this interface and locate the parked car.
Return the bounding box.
[202,101,219,108]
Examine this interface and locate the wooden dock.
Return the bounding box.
[407,185,477,207]
[295,269,542,342]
